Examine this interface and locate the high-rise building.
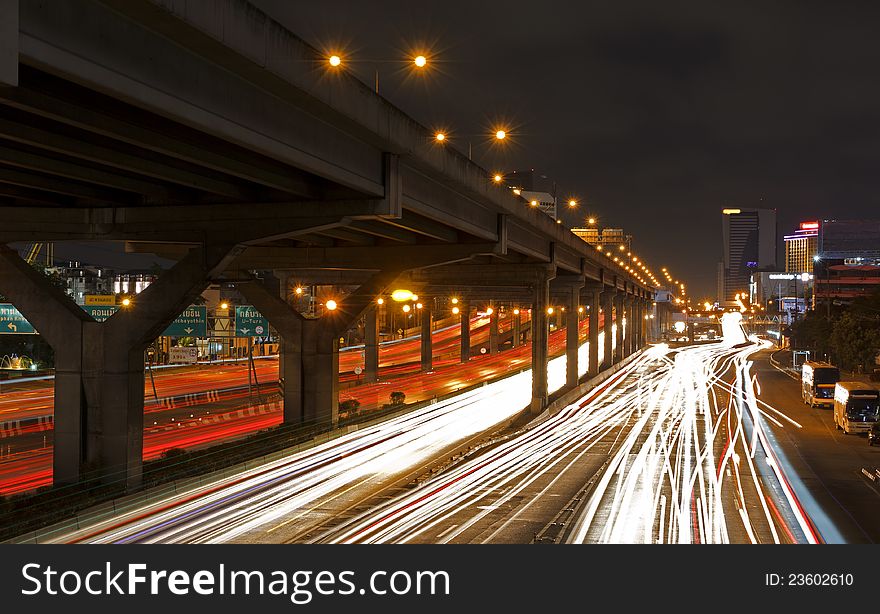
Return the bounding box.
[784,221,819,273]
[814,219,880,307]
[718,207,777,303]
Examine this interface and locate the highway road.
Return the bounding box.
[38,327,612,543]
[308,315,859,544]
[749,351,880,543]
[0,316,498,427]
[0,315,578,496]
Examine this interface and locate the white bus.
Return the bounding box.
[833,382,880,434]
[801,361,840,408]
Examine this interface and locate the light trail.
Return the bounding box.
[312,315,824,545]
[46,331,613,544]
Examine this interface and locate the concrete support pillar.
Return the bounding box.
[565,287,580,389]
[242,270,401,428]
[420,303,432,372]
[364,304,379,383]
[531,269,554,413]
[614,292,625,363]
[587,289,600,377]
[512,310,522,348]
[0,244,237,489]
[639,299,646,347]
[601,290,614,370]
[489,307,500,354]
[301,318,339,426]
[460,301,470,363]
[626,297,635,356]
[635,299,642,350]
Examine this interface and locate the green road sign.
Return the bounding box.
[235,305,269,337]
[83,305,119,322]
[163,305,207,337]
[0,303,35,334]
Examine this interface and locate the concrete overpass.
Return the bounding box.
[0,0,653,489]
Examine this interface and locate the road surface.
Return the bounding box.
[37,328,612,543]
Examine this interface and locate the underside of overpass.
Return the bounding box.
[0,0,654,491]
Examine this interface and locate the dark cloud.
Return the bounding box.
[252,0,880,297]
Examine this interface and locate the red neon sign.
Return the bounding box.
[800,221,819,230]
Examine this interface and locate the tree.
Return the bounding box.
[389,391,406,406]
[790,312,834,360]
[339,399,361,417]
[831,312,880,372]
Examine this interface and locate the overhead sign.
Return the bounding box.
[163,305,207,337]
[84,294,116,306]
[83,305,119,322]
[0,304,35,334]
[169,346,199,364]
[235,305,269,337]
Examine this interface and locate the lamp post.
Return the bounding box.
[325,52,431,94]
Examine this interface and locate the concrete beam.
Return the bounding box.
[0,115,256,199]
[19,0,386,195]
[0,200,390,243]
[228,243,501,271]
[0,143,178,201]
[0,74,324,198]
[407,262,556,287]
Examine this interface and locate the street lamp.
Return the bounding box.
[328,54,342,67]
[414,55,427,68]
[325,299,338,311]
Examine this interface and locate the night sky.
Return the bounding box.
[249,0,880,299]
